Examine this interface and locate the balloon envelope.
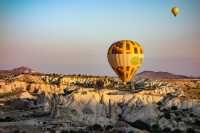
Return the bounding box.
[107,40,144,83]
[171,7,180,17]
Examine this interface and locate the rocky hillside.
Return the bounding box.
[0,73,200,133]
[136,71,190,80]
[0,66,35,79]
[0,66,34,74]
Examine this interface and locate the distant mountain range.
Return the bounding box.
[0,66,34,75]
[0,67,199,79]
[136,71,192,80]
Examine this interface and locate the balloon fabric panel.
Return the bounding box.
[107,40,144,83]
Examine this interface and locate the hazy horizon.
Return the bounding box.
[1,0,200,76]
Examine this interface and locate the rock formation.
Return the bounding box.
[0,73,200,133]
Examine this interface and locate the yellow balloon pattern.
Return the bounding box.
[171,7,180,17]
[107,40,144,83]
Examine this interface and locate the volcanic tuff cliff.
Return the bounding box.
[0,73,200,133]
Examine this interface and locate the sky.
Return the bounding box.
[0,0,200,76]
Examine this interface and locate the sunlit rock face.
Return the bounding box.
[0,74,200,133]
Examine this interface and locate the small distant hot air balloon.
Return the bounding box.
[107,40,144,84]
[171,7,180,17]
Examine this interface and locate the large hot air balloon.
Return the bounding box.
[107,40,144,84]
[171,7,180,17]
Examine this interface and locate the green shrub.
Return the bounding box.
[0,116,15,122]
[171,106,178,110]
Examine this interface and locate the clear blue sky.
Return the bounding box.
[0,0,200,76]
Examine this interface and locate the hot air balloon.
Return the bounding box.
[107,40,144,84]
[171,7,180,17]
